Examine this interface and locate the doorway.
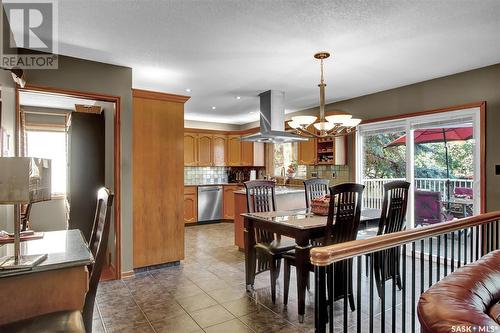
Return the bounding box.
[16,86,121,280]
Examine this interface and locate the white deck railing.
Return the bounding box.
[362,178,474,209]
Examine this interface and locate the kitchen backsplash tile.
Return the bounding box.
[185,166,228,185]
[305,165,350,185]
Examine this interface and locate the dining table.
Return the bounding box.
[242,208,381,322]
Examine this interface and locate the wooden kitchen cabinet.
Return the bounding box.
[184,133,198,166]
[241,140,254,166]
[223,185,242,220]
[228,135,242,166]
[197,134,213,166]
[298,138,317,165]
[185,132,264,167]
[253,142,265,167]
[213,135,227,166]
[184,186,197,224]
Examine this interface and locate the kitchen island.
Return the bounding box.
[233,186,306,250]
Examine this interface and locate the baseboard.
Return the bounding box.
[121,270,135,279]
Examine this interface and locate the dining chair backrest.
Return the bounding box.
[303,178,329,209]
[323,183,365,246]
[244,180,277,213]
[378,181,410,235]
[244,180,276,245]
[83,187,114,332]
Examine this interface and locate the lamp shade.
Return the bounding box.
[287,120,300,129]
[0,157,52,204]
[291,115,317,127]
[343,118,362,128]
[313,121,335,131]
[325,114,352,124]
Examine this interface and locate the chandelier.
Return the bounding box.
[287,52,361,138]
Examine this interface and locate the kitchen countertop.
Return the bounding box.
[234,186,305,195]
[184,183,243,187]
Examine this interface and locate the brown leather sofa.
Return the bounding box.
[418,249,500,332]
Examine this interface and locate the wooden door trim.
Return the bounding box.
[16,84,123,279]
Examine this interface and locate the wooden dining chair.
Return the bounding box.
[244,180,295,304]
[369,180,410,298]
[1,187,114,333]
[283,183,365,311]
[303,178,329,209]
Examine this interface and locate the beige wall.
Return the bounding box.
[288,63,500,212]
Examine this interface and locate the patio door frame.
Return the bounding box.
[355,102,486,227]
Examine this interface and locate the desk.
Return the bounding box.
[0,230,93,324]
[243,208,380,321]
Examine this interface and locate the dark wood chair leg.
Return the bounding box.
[348,260,355,311]
[306,273,310,291]
[283,260,291,305]
[270,258,278,304]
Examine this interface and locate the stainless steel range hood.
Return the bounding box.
[241,90,308,143]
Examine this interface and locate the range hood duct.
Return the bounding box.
[241,90,308,143]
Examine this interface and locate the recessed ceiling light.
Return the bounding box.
[236,96,241,100]
[212,106,216,110]
[185,88,191,92]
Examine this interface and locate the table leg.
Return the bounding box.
[295,238,311,323]
[244,217,256,291]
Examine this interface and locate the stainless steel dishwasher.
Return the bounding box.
[197,186,223,222]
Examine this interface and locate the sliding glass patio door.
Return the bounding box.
[357,107,482,228]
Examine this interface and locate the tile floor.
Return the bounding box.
[93,222,422,333]
[93,223,317,333]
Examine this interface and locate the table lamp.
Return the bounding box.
[0,157,51,269]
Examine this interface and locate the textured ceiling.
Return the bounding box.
[48,0,500,124]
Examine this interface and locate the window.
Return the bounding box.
[26,131,67,196]
[356,108,481,227]
[273,143,295,176]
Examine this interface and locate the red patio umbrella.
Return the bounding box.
[385,127,473,201]
[385,127,473,147]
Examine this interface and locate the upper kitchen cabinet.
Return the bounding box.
[227,135,242,166]
[253,142,265,167]
[197,134,213,166]
[213,134,227,166]
[240,140,253,166]
[184,133,198,166]
[185,132,265,167]
[297,138,317,165]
